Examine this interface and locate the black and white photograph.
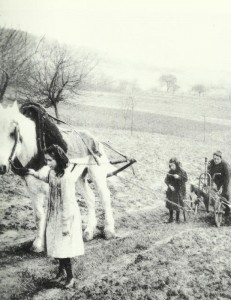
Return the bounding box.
[1,0,231,299]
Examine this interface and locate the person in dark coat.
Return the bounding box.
[207,150,231,218]
[165,157,188,223]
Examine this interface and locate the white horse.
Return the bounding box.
[0,101,115,252]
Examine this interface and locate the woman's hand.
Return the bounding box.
[212,182,218,191]
[173,174,180,179]
[27,169,36,176]
[62,230,70,236]
[169,185,175,191]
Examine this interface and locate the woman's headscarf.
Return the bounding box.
[169,157,183,171]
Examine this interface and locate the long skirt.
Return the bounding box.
[166,190,184,212]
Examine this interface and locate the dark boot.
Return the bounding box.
[168,210,173,223]
[225,206,230,217]
[63,258,75,288]
[224,206,230,224]
[52,259,66,283]
[176,211,180,223]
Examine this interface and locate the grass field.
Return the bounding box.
[75,90,231,120]
[1,91,231,299]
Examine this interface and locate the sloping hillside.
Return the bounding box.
[74,90,231,121]
[1,100,231,299]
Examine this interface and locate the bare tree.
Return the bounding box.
[172,83,180,93]
[159,74,177,92]
[20,41,100,119]
[117,80,129,92]
[120,82,138,135]
[0,27,37,102]
[129,94,135,136]
[120,95,130,129]
[90,73,116,92]
[192,84,206,96]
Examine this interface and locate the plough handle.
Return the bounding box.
[110,158,130,165]
[107,159,136,178]
[86,159,136,183]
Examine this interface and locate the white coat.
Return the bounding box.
[38,165,84,258]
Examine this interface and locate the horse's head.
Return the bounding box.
[0,102,24,174]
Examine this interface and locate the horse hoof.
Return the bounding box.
[31,239,44,253]
[64,278,77,289]
[31,245,44,253]
[83,230,93,242]
[104,230,115,240]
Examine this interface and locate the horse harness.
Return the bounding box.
[8,102,60,176]
[8,122,20,164]
[8,102,136,178]
[8,123,29,176]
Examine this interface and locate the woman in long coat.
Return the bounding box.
[165,157,188,223]
[28,144,84,288]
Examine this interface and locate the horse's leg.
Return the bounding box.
[89,165,115,239]
[25,177,48,252]
[77,178,97,241]
[30,193,47,252]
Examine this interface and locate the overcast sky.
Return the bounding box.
[1,0,231,88]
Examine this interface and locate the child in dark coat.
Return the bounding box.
[165,157,188,223]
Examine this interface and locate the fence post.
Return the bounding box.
[203,115,206,142]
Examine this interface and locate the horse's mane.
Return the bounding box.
[19,101,68,170]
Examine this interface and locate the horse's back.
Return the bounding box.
[60,128,102,160]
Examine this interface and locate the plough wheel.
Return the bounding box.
[215,202,223,227]
[194,204,198,214]
[188,195,198,214]
[183,196,194,221]
[183,209,191,221]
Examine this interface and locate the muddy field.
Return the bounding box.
[1,99,231,299]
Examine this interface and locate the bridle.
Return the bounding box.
[8,123,27,174]
[8,123,20,165]
[7,120,44,176]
